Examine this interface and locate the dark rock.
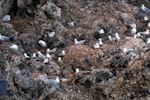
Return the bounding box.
[0,79,7,96]
[43,2,61,19]
[111,55,131,68]
[95,71,113,82]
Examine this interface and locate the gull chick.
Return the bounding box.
[74,39,85,45]
[39,40,47,47]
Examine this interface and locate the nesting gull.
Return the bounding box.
[24,53,30,59]
[38,40,47,47]
[74,39,85,45]
[98,29,105,34]
[93,43,100,49]
[98,38,103,45]
[2,15,11,22]
[9,44,18,51]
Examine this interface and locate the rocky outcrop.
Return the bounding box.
[0,0,14,18]
[0,0,150,99]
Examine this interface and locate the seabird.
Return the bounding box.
[37,51,46,60]
[98,29,105,34]
[74,39,85,45]
[115,33,121,41]
[148,22,150,27]
[126,23,136,29]
[58,50,65,57]
[108,35,112,41]
[75,68,80,74]
[130,27,137,34]
[0,34,10,42]
[138,29,149,35]
[141,4,150,14]
[47,77,60,88]
[147,38,150,44]
[58,57,62,62]
[98,38,103,45]
[9,44,18,51]
[93,43,100,49]
[43,58,49,64]
[2,15,11,22]
[47,31,55,37]
[38,40,47,47]
[55,76,60,83]
[123,48,134,53]
[32,53,36,58]
[144,16,149,21]
[46,53,52,60]
[68,22,75,27]
[24,53,30,59]
[46,48,57,53]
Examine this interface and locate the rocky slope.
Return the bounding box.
[0,0,150,100]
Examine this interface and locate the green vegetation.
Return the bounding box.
[0,27,9,36]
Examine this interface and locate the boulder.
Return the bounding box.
[0,0,15,18]
[42,2,61,19]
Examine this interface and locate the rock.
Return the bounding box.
[64,45,103,69]
[0,79,8,96]
[42,61,60,75]
[17,0,32,8]
[42,2,61,19]
[0,0,14,18]
[111,55,131,68]
[120,38,146,51]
